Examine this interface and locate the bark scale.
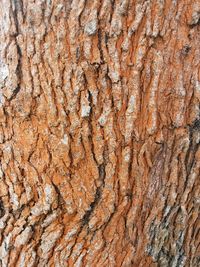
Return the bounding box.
[0,0,199,266]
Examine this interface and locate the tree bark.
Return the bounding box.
[0,0,199,266]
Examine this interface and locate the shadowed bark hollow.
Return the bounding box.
[0,0,199,266]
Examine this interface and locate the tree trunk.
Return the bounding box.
[0,0,199,266]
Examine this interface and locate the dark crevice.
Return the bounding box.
[109,0,116,25]
[185,120,200,184]
[181,44,191,57]
[98,163,105,182]
[81,186,101,227]
[97,29,104,64]
[51,182,66,210]
[8,85,21,101]
[189,17,200,28]
[191,118,200,131]
[81,163,106,227]
[0,199,5,218]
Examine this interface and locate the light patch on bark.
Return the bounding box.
[61,134,69,145]
[81,92,91,118]
[39,227,63,258]
[0,61,9,84]
[14,227,33,247]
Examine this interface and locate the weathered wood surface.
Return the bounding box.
[0,0,199,266]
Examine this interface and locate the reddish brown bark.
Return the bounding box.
[0,0,199,266]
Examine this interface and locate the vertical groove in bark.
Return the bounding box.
[0,0,199,266]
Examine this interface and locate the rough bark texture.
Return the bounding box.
[0,0,200,266]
